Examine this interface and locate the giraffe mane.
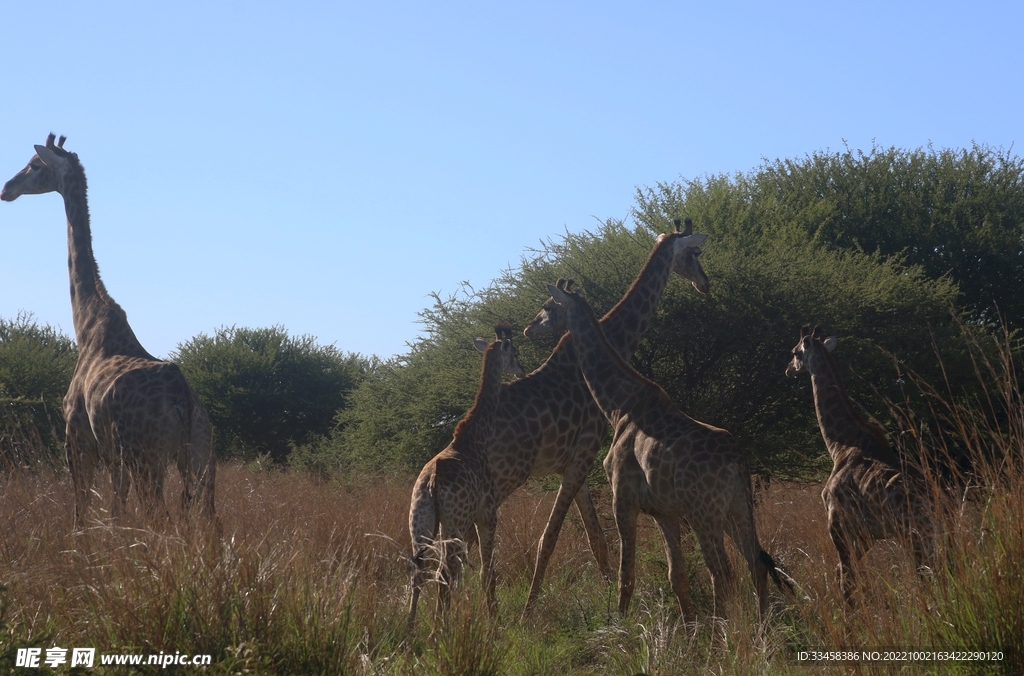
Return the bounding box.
[600,231,679,322]
[571,290,675,404]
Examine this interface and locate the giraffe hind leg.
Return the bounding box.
[66,431,97,529]
[654,515,693,621]
[694,525,735,618]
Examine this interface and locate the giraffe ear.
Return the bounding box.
[474,337,489,353]
[822,336,838,352]
[547,283,570,305]
[33,145,65,168]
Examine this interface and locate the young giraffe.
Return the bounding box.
[2,135,215,527]
[786,324,936,601]
[407,324,526,635]
[546,283,791,619]
[498,220,709,614]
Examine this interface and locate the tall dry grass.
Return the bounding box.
[0,321,1021,674]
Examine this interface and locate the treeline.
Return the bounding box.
[3,144,1022,478]
[1,321,368,467]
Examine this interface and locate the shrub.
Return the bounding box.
[171,326,367,462]
[0,313,76,468]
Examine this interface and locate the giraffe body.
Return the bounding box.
[497,224,709,613]
[2,136,215,526]
[547,283,788,619]
[787,325,935,600]
[407,325,525,635]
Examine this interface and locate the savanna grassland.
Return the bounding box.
[3,145,1024,674]
[1,435,1021,675]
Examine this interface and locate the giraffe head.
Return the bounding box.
[474,323,526,378]
[660,217,710,295]
[523,219,709,338]
[524,277,577,338]
[785,324,837,377]
[1,134,75,202]
[545,281,589,324]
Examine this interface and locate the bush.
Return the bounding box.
[0,313,76,468]
[171,326,367,462]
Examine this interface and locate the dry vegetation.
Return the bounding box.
[2,329,1022,674]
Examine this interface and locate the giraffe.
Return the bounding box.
[490,220,710,615]
[545,282,791,619]
[786,324,936,601]
[1,135,216,527]
[407,324,526,635]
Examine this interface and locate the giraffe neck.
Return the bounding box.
[598,234,678,359]
[60,159,149,359]
[564,296,649,426]
[451,342,506,452]
[807,349,889,464]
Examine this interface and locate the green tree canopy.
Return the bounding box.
[171,326,367,462]
[323,144,1021,479]
[0,313,77,467]
[642,143,1023,326]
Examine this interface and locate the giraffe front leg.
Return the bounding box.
[574,480,612,580]
[654,515,692,622]
[613,489,640,617]
[523,462,591,617]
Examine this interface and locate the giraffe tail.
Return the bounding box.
[408,473,438,571]
[759,549,797,595]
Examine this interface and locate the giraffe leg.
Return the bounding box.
[407,543,429,638]
[613,489,641,616]
[477,511,498,616]
[178,401,216,518]
[434,530,465,622]
[726,493,771,618]
[109,462,131,519]
[828,518,865,605]
[523,461,591,616]
[694,525,734,618]
[66,427,96,530]
[137,463,169,521]
[654,515,692,622]
[574,481,612,580]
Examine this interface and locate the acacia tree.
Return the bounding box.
[295,144,1024,479]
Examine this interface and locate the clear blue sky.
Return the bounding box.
[1,2,1019,359]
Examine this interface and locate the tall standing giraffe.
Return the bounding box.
[407,324,525,635]
[494,220,709,614]
[545,282,790,619]
[786,324,935,601]
[1,135,215,526]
